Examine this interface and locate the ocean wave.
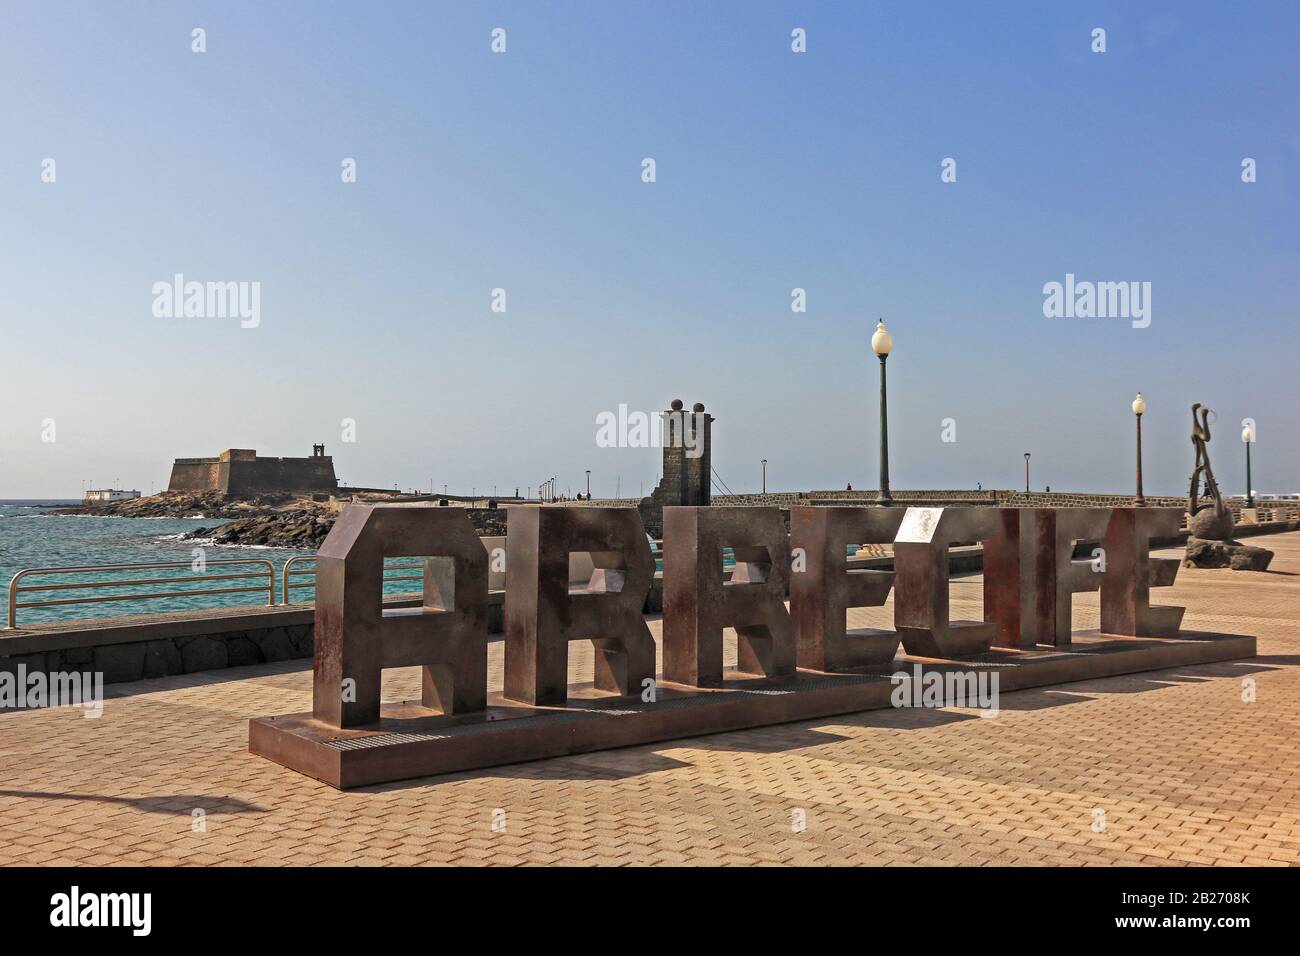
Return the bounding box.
[157,535,295,552]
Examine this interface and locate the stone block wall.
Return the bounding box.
[167,448,338,495]
[1,622,316,687]
[0,596,510,689]
[167,458,225,493]
[229,456,336,496]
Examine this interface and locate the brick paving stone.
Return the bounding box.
[2,532,1300,866]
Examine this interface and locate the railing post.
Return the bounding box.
[5,570,25,629]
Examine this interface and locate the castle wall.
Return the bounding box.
[168,459,224,493]
[226,456,338,496]
[167,450,337,496]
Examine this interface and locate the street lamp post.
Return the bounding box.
[1242,422,1255,508]
[1132,392,1146,506]
[761,459,767,494]
[586,470,591,499]
[1023,452,1031,493]
[871,319,893,506]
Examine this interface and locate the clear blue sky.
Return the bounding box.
[1,0,1296,499]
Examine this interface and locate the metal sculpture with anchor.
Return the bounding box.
[1184,403,1272,570]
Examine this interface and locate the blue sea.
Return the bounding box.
[0,501,312,628]
[1,502,868,629]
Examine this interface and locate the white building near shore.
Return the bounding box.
[84,489,141,502]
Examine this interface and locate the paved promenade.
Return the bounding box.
[2,532,1298,866]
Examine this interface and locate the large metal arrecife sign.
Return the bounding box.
[249,503,1250,789]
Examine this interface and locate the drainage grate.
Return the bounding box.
[329,731,452,751]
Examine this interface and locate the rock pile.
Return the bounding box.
[187,510,335,549]
[1183,504,1273,572]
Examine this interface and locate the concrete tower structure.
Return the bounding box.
[638,399,714,536]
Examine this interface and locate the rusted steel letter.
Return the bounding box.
[662,506,795,687]
[313,505,488,728]
[893,507,1004,658]
[1100,507,1185,636]
[789,506,905,671]
[984,508,1111,648]
[503,507,655,706]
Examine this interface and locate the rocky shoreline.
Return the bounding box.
[186,510,336,550]
[55,491,340,549]
[53,491,512,550]
[54,490,301,520]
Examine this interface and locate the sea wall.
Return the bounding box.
[0,596,501,687]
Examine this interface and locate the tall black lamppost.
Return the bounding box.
[1242,422,1255,508]
[585,470,591,498]
[1132,392,1146,506]
[871,319,893,505]
[1023,452,1031,493]
[761,459,767,494]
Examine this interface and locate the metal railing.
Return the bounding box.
[280,555,317,605]
[280,556,426,605]
[5,558,276,630]
[13,507,1294,629]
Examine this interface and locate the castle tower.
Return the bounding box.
[638,399,714,535]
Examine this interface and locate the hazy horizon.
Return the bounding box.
[3,1,1296,499]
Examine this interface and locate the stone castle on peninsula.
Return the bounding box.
[167,445,339,497]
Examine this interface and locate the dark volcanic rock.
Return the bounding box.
[182,505,505,550]
[176,501,513,552]
[93,643,147,684]
[143,640,184,678]
[225,636,262,667]
[1184,537,1273,571]
[1228,545,1274,572]
[53,490,296,519]
[256,627,294,662]
[1187,505,1235,541]
[177,636,228,672]
[185,511,335,549]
